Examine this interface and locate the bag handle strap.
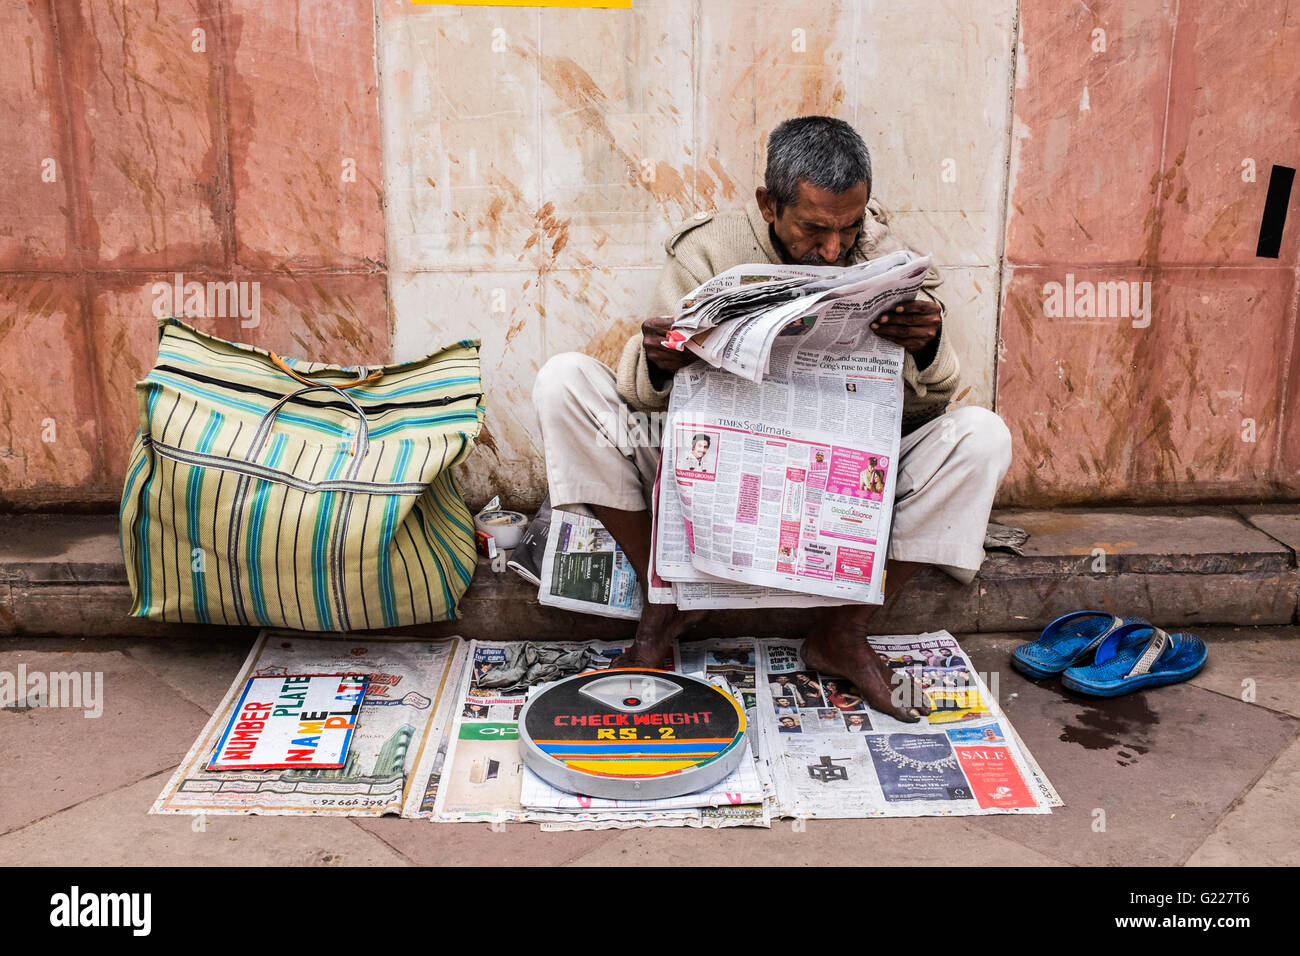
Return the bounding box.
[269,352,383,390]
[246,383,371,477]
[258,354,380,476]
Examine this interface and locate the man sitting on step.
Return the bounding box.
[533,115,1011,721]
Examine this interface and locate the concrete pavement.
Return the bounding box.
[2,626,1296,867]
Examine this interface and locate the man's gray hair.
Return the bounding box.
[764,116,872,211]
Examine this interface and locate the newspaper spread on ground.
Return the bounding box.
[537,508,643,620]
[754,633,1062,818]
[433,639,770,829]
[152,631,466,817]
[160,632,1059,824]
[447,632,1059,826]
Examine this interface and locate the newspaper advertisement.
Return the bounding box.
[655,329,905,604]
[153,631,466,817]
[538,507,643,620]
[434,639,771,829]
[753,633,1062,818]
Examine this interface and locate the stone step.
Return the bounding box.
[1,506,1296,641]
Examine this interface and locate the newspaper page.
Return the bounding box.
[519,749,766,813]
[152,631,466,817]
[537,508,643,620]
[434,639,772,829]
[520,637,770,817]
[753,634,1062,818]
[650,422,847,609]
[433,638,684,826]
[672,252,931,382]
[645,452,681,605]
[440,639,742,828]
[670,253,920,337]
[656,329,905,604]
[672,580,856,610]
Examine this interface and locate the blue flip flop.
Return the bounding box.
[1010,611,1147,679]
[1061,622,1207,697]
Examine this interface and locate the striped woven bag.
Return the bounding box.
[120,318,484,630]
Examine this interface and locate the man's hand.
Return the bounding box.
[870,299,942,355]
[642,314,698,376]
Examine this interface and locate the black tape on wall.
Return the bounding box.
[1256,164,1295,258]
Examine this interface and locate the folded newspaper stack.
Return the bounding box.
[504,497,643,620]
[652,251,932,609]
[536,506,643,620]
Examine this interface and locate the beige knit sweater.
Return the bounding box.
[615,196,961,434]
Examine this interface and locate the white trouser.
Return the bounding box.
[532,352,1011,585]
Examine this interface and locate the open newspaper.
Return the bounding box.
[653,254,927,607]
[648,445,853,610]
[666,251,931,383]
[511,498,642,620]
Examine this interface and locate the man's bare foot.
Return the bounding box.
[801,630,932,723]
[612,604,707,670]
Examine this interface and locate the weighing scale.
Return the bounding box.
[517,668,748,800]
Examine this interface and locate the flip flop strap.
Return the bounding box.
[1124,627,1171,678]
[1089,614,1125,654]
[1040,611,1124,656]
[1042,609,1113,634]
[1094,621,1161,671]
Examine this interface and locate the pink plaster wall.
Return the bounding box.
[378,0,1019,508]
[0,0,389,509]
[998,0,1300,504]
[2,0,1298,512]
